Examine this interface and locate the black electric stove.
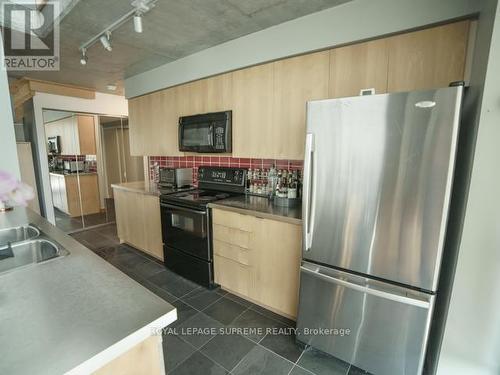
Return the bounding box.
[160,189,239,210]
[159,166,247,288]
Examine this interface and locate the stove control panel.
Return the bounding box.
[198,166,246,187]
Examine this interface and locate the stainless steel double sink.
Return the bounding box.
[0,224,69,275]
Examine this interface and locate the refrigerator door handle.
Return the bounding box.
[300,265,431,309]
[303,133,316,252]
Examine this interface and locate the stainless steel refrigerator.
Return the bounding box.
[296,87,463,375]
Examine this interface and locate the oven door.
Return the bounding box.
[160,203,210,260]
[179,121,216,152]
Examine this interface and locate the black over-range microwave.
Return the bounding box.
[178,110,232,153]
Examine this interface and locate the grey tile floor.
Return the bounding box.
[71,224,370,375]
[55,208,112,233]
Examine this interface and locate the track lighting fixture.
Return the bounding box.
[79,0,157,65]
[79,49,87,65]
[133,13,143,33]
[99,32,112,52]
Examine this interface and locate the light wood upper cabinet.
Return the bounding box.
[127,20,471,159]
[232,62,274,158]
[206,73,233,113]
[329,38,389,98]
[273,51,330,159]
[77,115,97,155]
[128,95,145,156]
[129,90,183,156]
[45,115,96,155]
[387,20,470,93]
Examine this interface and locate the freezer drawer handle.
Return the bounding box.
[300,265,430,309]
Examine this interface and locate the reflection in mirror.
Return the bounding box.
[100,115,143,225]
[44,110,85,232]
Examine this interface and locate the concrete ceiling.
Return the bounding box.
[7,0,352,95]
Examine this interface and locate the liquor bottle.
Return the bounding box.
[268,165,277,198]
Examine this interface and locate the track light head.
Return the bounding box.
[80,49,88,65]
[133,13,143,33]
[99,32,112,51]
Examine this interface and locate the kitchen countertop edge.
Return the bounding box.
[0,208,176,375]
[208,201,302,225]
[66,309,176,375]
[111,181,160,196]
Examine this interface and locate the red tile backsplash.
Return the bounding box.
[148,156,303,185]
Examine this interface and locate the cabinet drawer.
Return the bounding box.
[214,255,253,296]
[213,240,252,266]
[213,224,252,249]
[212,209,254,231]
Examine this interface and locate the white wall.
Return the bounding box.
[438,1,500,374]
[125,0,481,98]
[32,92,128,224]
[0,33,20,178]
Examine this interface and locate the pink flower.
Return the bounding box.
[0,170,34,207]
[0,170,18,201]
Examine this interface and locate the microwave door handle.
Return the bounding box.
[208,124,214,146]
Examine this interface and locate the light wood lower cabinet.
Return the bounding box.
[113,187,163,260]
[92,335,164,375]
[212,208,302,319]
[50,173,100,217]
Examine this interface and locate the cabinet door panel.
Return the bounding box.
[212,208,254,230]
[273,51,329,160]
[387,20,469,92]
[232,62,274,158]
[214,254,254,297]
[253,218,302,318]
[114,189,128,240]
[213,240,252,266]
[77,115,96,155]
[143,194,163,260]
[329,39,389,98]
[206,73,232,113]
[128,96,147,156]
[160,87,183,156]
[213,224,252,250]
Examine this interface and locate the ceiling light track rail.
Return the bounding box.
[78,0,156,65]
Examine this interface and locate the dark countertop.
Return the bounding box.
[209,195,302,225]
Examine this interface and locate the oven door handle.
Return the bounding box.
[160,203,207,215]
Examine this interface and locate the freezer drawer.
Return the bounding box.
[297,262,434,375]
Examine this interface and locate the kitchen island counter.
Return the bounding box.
[111,181,161,196]
[0,208,175,375]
